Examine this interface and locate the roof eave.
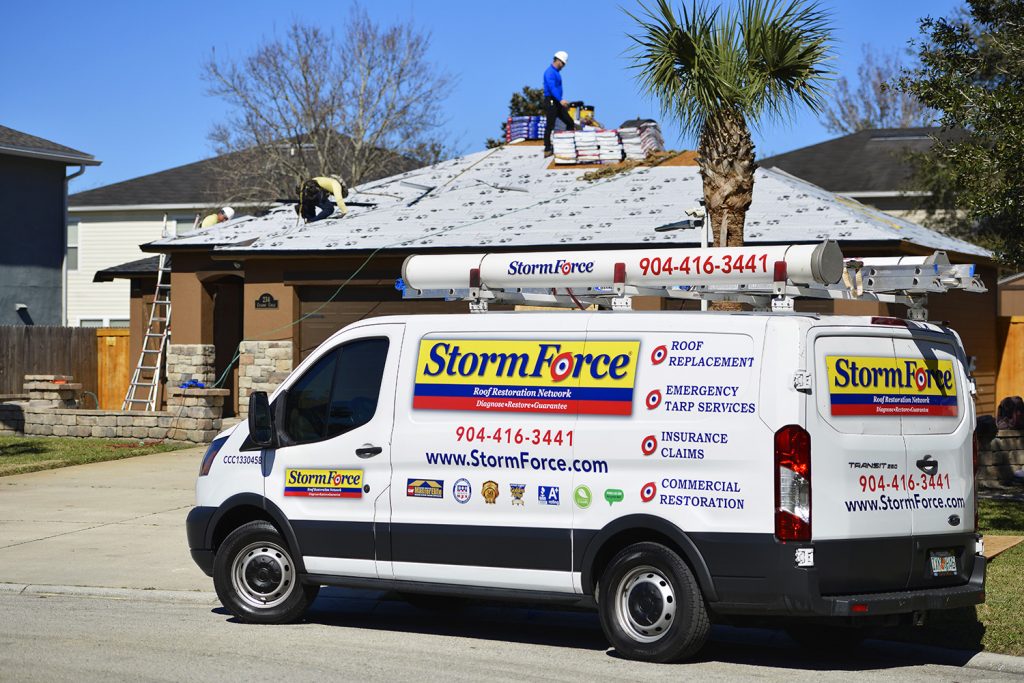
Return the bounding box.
[0,145,100,166]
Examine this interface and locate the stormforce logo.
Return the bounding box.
[844,493,965,513]
[507,259,595,277]
[425,449,609,474]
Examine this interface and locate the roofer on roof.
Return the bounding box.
[199,206,235,229]
[543,51,574,158]
[296,176,349,223]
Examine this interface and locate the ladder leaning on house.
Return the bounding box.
[122,254,172,411]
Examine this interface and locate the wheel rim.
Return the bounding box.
[614,565,676,643]
[230,541,295,609]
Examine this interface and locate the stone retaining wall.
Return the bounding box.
[0,387,229,444]
[237,340,293,418]
[978,429,1024,489]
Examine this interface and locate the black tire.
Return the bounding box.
[597,542,710,663]
[786,624,868,652]
[213,520,319,624]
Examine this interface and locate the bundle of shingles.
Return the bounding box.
[619,122,665,159]
[619,127,645,160]
[596,130,623,163]
[574,130,600,163]
[639,122,665,154]
[552,130,577,164]
[506,115,546,142]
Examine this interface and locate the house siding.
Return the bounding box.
[66,210,196,325]
[0,155,66,325]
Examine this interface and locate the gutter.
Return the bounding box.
[0,145,99,166]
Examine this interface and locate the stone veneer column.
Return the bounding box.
[237,340,294,419]
[166,387,230,443]
[166,344,217,388]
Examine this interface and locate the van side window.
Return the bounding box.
[283,338,389,445]
[327,338,389,438]
[284,352,337,444]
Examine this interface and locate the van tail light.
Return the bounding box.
[775,425,811,542]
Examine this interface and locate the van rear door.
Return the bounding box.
[892,333,975,589]
[808,332,913,593]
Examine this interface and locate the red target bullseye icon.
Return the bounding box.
[560,260,573,275]
[333,474,343,486]
[640,481,657,503]
[650,345,667,365]
[550,352,574,382]
[645,390,662,410]
[641,435,658,456]
[914,366,929,391]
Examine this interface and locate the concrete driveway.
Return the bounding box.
[0,447,210,592]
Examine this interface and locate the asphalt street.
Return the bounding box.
[2,588,1022,682]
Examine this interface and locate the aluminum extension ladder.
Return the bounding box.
[122,253,172,411]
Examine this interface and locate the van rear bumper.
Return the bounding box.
[691,532,986,618]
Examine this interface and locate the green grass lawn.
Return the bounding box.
[0,436,190,476]
[882,499,1024,656]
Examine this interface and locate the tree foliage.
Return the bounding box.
[485,86,547,148]
[627,0,834,255]
[820,46,934,133]
[202,5,453,206]
[897,0,1024,267]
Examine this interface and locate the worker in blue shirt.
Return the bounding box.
[542,50,575,157]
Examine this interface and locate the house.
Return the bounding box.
[99,142,998,418]
[0,125,99,325]
[758,127,962,223]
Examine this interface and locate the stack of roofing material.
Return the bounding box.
[575,130,600,163]
[596,130,623,163]
[505,115,546,141]
[639,122,665,154]
[551,131,577,164]
[619,127,645,160]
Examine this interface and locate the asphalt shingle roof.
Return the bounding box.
[92,255,166,282]
[147,142,990,259]
[0,124,98,165]
[759,127,962,194]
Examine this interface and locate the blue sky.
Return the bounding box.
[1,0,959,193]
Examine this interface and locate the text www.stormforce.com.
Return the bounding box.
[425,449,609,473]
[844,493,965,512]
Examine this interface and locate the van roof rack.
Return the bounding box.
[399,241,986,321]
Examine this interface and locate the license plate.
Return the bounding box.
[929,550,957,576]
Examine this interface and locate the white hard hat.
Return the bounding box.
[554,51,568,65]
[221,206,235,220]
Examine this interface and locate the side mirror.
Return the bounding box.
[248,391,274,447]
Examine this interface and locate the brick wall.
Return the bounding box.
[237,340,293,418]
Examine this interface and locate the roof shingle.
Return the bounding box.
[0,124,98,165]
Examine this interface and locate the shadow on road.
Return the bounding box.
[212,586,978,672]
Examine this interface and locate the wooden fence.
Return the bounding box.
[0,326,101,405]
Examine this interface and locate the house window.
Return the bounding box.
[79,319,103,328]
[107,319,130,328]
[67,222,79,270]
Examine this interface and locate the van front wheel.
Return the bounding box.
[213,520,318,623]
[597,542,710,662]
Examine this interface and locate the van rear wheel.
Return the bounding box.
[597,542,710,662]
[213,520,319,624]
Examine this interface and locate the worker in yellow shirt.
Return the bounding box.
[296,176,348,222]
[199,206,235,228]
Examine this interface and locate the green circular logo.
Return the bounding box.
[574,485,592,509]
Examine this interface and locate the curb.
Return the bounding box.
[862,638,1024,676]
[0,582,218,605]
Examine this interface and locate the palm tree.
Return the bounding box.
[628,0,833,250]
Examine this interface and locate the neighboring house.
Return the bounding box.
[0,125,99,325]
[99,141,1001,417]
[758,127,961,224]
[68,147,420,328]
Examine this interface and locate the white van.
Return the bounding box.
[187,245,986,662]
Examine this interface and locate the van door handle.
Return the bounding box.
[916,455,938,476]
[356,446,383,458]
